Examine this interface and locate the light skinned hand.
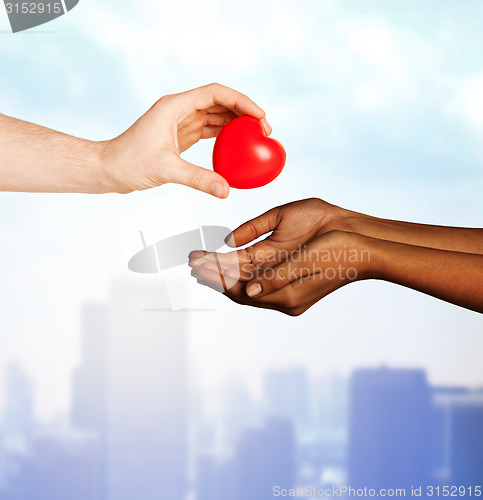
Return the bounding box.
[100,83,271,197]
[0,83,269,195]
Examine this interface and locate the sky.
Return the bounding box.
[0,0,482,419]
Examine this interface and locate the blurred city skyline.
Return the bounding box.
[1,288,482,499]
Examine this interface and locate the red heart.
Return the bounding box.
[212,116,286,189]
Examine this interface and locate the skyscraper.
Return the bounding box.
[0,432,6,491]
[234,418,295,500]
[71,302,109,500]
[2,363,34,454]
[263,367,310,431]
[105,277,187,500]
[29,430,103,500]
[430,386,469,482]
[71,303,108,432]
[313,375,348,433]
[449,393,483,486]
[348,367,432,490]
[222,378,257,447]
[433,389,483,487]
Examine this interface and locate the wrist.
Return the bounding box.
[315,202,371,236]
[335,231,383,282]
[55,138,114,194]
[356,234,393,281]
[347,232,378,281]
[338,210,373,235]
[84,140,114,194]
[96,138,136,194]
[315,230,378,282]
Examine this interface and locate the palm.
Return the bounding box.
[176,106,238,153]
[259,199,327,247]
[240,198,338,268]
[189,198,340,278]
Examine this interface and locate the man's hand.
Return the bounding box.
[0,83,269,196]
[100,83,270,197]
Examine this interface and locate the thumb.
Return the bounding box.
[167,156,230,198]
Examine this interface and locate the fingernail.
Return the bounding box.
[246,283,262,297]
[225,233,235,246]
[261,118,272,135]
[211,182,225,198]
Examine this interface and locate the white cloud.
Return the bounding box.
[451,72,483,129]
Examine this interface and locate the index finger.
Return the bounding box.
[191,83,267,121]
[225,207,280,247]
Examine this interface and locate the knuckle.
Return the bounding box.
[269,271,286,291]
[263,268,291,292]
[189,170,206,191]
[157,94,173,106]
[250,245,269,265]
[247,221,260,240]
[207,82,222,92]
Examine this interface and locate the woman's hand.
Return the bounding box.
[99,83,270,197]
[190,230,371,316]
[189,198,368,316]
[189,198,483,315]
[190,198,349,275]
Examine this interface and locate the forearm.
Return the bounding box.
[0,114,108,193]
[368,236,483,313]
[339,210,483,255]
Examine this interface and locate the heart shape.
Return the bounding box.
[213,116,286,189]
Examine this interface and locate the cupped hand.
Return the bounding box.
[189,197,349,282]
[189,198,346,274]
[190,230,372,316]
[189,198,368,315]
[100,83,271,197]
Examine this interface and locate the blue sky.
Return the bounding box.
[0,0,482,418]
